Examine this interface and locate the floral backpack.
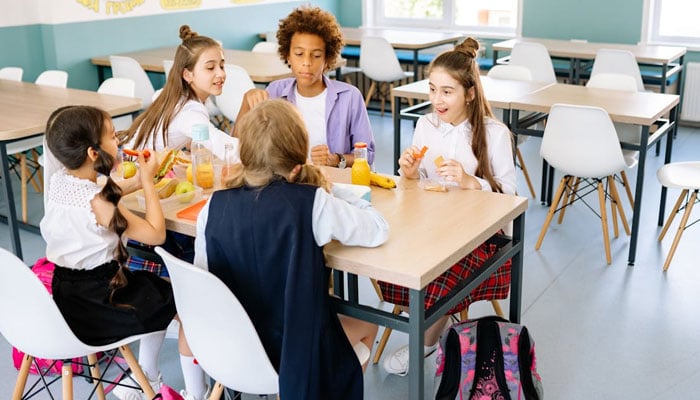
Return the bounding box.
[11,257,84,375]
[434,316,543,400]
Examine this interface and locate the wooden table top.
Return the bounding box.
[392,76,552,109]
[0,80,142,142]
[493,38,687,64]
[92,47,295,83]
[340,27,463,50]
[510,83,680,126]
[123,167,527,290]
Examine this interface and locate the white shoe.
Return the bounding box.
[382,344,438,377]
[180,384,211,400]
[111,370,162,400]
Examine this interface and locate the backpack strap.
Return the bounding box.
[517,326,540,400]
[434,328,462,400]
[471,318,511,400]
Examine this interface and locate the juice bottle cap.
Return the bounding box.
[354,142,367,148]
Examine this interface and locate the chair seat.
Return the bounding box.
[7,136,43,155]
[657,161,700,190]
[327,66,363,79]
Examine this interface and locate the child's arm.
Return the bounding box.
[233,88,269,137]
[398,145,423,179]
[120,152,166,245]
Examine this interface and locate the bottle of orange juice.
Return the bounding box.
[351,142,370,186]
[191,124,214,189]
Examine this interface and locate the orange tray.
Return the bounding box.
[175,199,207,221]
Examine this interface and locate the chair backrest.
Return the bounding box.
[360,36,407,82]
[154,247,279,395]
[35,70,68,88]
[590,49,645,92]
[586,72,642,145]
[0,248,94,359]
[540,103,626,178]
[109,55,155,108]
[0,66,23,81]
[98,77,137,131]
[163,59,174,79]
[215,64,255,122]
[251,41,278,54]
[487,64,533,82]
[509,42,556,84]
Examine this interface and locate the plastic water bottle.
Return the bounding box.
[351,142,370,186]
[220,142,236,187]
[191,124,214,189]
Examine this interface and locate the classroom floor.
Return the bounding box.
[1,111,699,399]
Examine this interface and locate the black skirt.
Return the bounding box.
[52,261,176,346]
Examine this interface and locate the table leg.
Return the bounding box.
[408,288,426,400]
[658,106,678,226]
[393,95,402,174]
[509,213,525,324]
[628,125,650,265]
[412,50,419,82]
[0,142,23,259]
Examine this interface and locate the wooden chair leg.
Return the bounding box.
[558,177,581,225]
[62,362,74,400]
[118,344,156,399]
[28,149,42,193]
[536,177,570,250]
[372,305,401,364]
[208,382,225,400]
[609,177,630,235]
[370,278,384,302]
[12,353,32,400]
[364,81,376,108]
[608,177,620,239]
[663,190,697,271]
[516,148,536,198]
[659,189,687,241]
[490,300,504,318]
[619,170,634,208]
[379,83,386,117]
[87,353,106,400]
[597,180,612,265]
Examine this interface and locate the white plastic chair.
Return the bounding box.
[327,65,364,85]
[586,72,642,208]
[34,70,68,87]
[535,104,630,265]
[215,64,255,124]
[154,247,279,398]
[109,55,155,109]
[487,64,537,198]
[656,161,700,270]
[590,49,645,92]
[0,66,23,81]
[360,36,414,117]
[98,77,136,132]
[0,247,160,400]
[251,41,278,54]
[509,42,557,84]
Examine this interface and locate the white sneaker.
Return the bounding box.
[111,370,162,400]
[180,384,211,400]
[382,344,438,377]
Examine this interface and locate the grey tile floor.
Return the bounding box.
[1,112,700,399]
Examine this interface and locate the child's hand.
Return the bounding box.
[241,88,268,111]
[398,145,422,178]
[436,158,479,189]
[138,151,159,185]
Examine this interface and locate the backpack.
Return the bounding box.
[12,257,84,376]
[434,316,543,400]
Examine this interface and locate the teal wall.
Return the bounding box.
[2,0,697,91]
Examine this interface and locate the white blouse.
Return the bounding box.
[193,184,389,270]
[40,170,122,270]
[412,114,517,195]
[125,98,239,161]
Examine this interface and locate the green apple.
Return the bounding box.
[175,180,196,203]
[122,161,137,179]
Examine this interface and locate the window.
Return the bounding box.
[365,0,520,37]
[644,0,700,49]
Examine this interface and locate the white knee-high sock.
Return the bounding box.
[180,354,206,399]
[138,331,166,380]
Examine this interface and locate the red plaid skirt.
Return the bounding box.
[378,241,511,315]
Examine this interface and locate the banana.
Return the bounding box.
[369,172,396,189]
[157,178,179,199]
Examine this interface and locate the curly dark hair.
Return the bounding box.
[275,5,344,71]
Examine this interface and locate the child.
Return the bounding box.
[41,105,208,400]
[380,38,517,376]
[193,99,388,400]
[121,24,238,161]
[237,5,375,167]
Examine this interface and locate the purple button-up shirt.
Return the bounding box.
[267,75,376,165]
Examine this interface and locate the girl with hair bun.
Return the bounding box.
[194,99,388,400]
[380,38,517,377]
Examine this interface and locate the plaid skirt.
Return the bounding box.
[378,241,511,315]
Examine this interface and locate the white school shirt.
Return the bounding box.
[294,87,328,150]
[125,98,239,161]
[193,184,389,270]
[412,114,517,195]
[40,170,122,270]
